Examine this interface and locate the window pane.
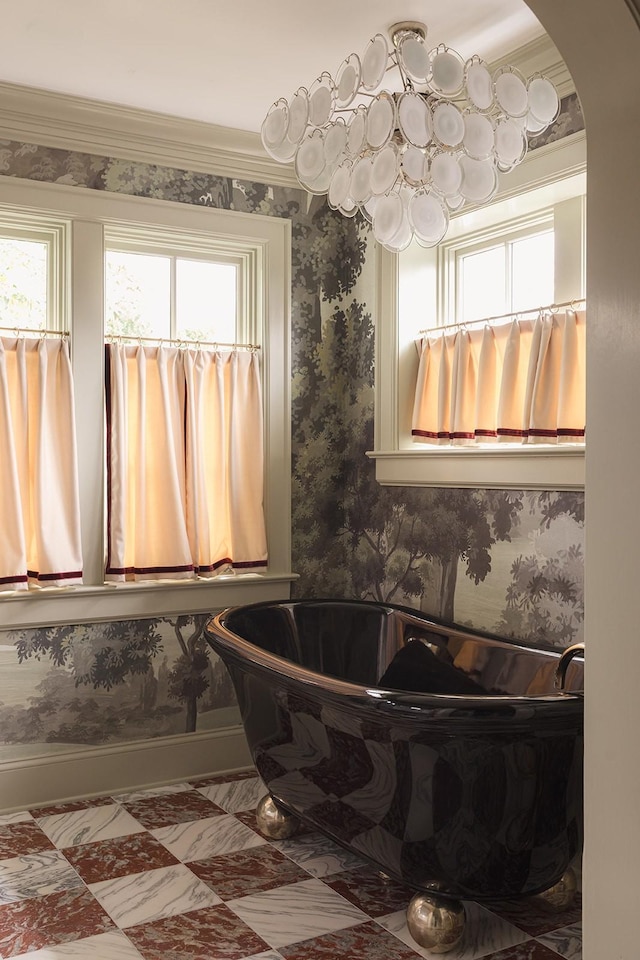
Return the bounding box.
[176,259,237,343]
[105,251,170,338]
[459,246,505,322]
[0,238,47,329]
[511,232,554,312]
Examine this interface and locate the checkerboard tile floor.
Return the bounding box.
[0,770,582,959]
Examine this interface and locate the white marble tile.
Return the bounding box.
[0,811,34,825]
[111,782,193,803]
[377,901,529,960]
[226,877,369,949]
[197,776,267,813]
[537,921,582,959]
[0,850,83,904]
[88,863,221,929]
[10,930,145,959]
[272,831,367,877]
[151,812,266,862]
[35,804,146,849]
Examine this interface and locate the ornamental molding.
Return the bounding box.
[0,35,573,187]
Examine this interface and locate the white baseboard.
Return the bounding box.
[0,726,252,814]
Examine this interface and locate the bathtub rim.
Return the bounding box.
[206,598,584,718]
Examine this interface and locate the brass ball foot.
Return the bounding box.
[534,866,578,913]
[255,794,300,840]
[406,892,465,953]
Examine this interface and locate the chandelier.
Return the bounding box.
[260,22,560,252]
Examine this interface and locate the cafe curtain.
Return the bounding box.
[0,336,83,590]
[411,309,586,445]
[105,343,267,581]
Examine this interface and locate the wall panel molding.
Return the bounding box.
[0,727,252,813]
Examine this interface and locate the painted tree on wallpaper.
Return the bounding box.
[497,492,584,647]
[166,615,213,732]
[289,203,529,621]
[3,615,235,745]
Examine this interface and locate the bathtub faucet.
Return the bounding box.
[554,642,585,692]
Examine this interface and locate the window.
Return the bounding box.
[0,214,65,331]
[371,132,586,490]
[105,243,240,344]
[455,226,554,323]
[0,236,48,328]
[0,178,292,628]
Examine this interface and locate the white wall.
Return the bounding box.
[525,2,640,957]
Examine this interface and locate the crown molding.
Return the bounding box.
[0,34,573,191]
[0,81,300,188]
[492,33,576,99]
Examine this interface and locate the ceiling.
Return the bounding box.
[1,0,546,134]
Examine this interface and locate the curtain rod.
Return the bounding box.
[419,298,586,337]
[105,334,260,351]
[0,324,68,338]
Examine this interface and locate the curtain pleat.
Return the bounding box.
[106,343,267,582]
[227,352,268,568]
[412,309,586,445]
[0,337,82,590]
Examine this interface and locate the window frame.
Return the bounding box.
[0,212,67,331]
[104,228,249,344]
[445,214,555,324]
[0,176,293,629]
[369,131,587,491]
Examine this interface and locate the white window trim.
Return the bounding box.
[0,211,67,330]
[369,131,587,491]
[0,175,294,628]
[104,229,249,343]
[443,212,555,324]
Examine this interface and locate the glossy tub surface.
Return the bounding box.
[205,599,583,902]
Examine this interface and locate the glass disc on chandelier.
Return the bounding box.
[261,20,561,251]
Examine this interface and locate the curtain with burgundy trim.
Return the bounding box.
[0,336,83,591]
[105,343,267,582]
[411,309,586,445]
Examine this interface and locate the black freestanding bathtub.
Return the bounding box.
[205,599,583,952]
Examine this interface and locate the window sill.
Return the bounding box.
[0,572,298,630]
[367,446,585,490]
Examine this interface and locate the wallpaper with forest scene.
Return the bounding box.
[0,92,585,759]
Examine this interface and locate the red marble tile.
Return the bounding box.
[188,843,309,899]
[121,791,225,829]
[278,920,421,959]
[125,902,269,960]
[483,942,565,960]
[0,821,55,859]
[31,797,115,819]
[325,866,413,918]
[233,809,261,834]
[488,892,582,937]
[63,830,180,884]
[0,886,114,956]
